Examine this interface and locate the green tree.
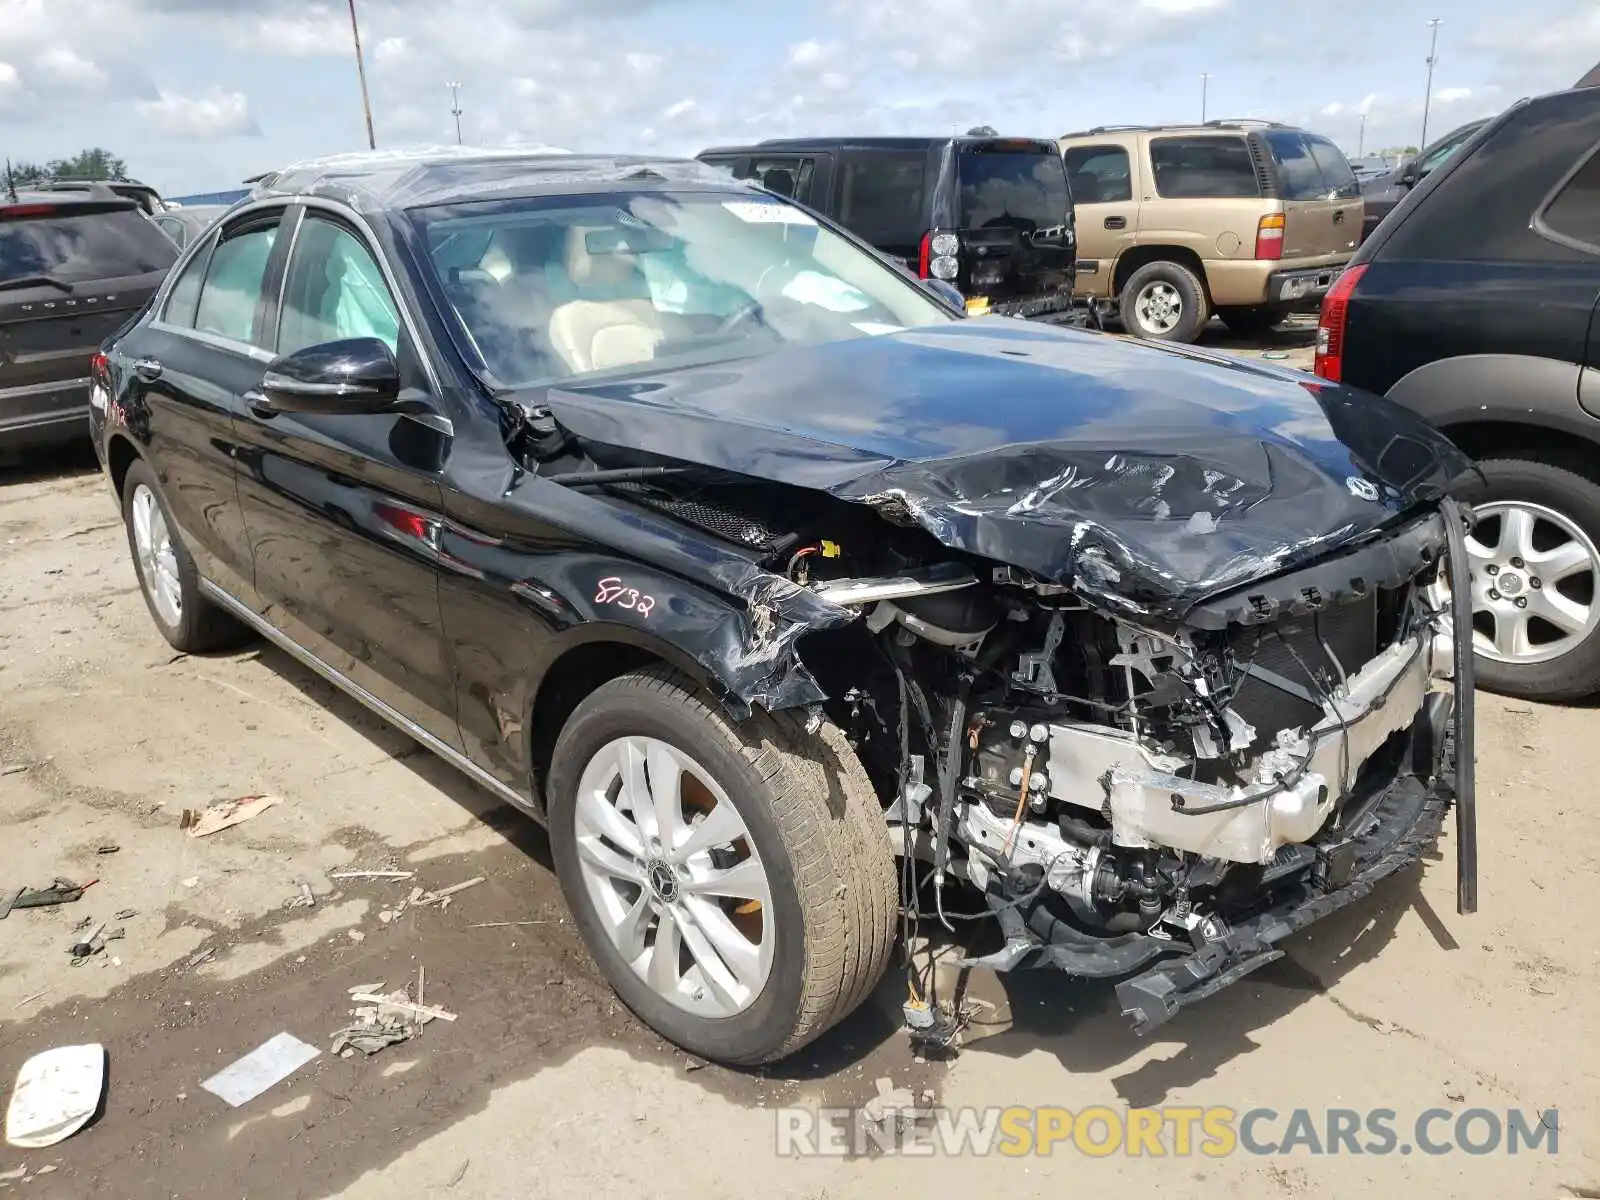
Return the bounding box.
[8,160,49,185]
[45,147,128,180]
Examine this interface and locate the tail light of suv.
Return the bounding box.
[1313,264,1368,382]
[1254,214,1285,260]
[918,231,960,281]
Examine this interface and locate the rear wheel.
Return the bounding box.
[547,666,897,1066]
[1460,455,1600,701]
[1217,304,1291,337]
[121,459,251,653]
[1119,260,1209,343]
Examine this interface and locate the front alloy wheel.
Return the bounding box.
[547,667,897,1066]
[572,735,774,1018]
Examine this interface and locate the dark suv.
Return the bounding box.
[1,187,178,451]
[697,136,1079,320]
[1316,83,1600,701]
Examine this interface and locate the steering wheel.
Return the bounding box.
[716,298,764,337]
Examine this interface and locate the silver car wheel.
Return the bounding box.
[1466,500,1600,665]
[131,483,182,628]
[1134,281,1182,335]
[572,735,774,1019]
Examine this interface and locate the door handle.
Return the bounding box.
[1333,209,1346,223]
[1104,215,1127,230]
[133,358,163,382]
[243,390,278,419]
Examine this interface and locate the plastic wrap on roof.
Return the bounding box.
[250,147,738,211]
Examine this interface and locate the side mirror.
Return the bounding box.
[1397,161,1419,188]
[259,337,419,415]
[920,278,966,310]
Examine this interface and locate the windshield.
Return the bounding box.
[958,149,1071,232]
[412,190,954,388]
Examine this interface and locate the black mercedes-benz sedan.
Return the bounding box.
[91,148,1479,1065]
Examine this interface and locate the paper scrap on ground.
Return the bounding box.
[181,794,281,838]
[200,1033,319,1107]
[4,1044,106,1148]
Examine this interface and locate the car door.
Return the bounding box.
[1264,130,1360,258]
[229,204,459,745]
[112,208,288,603]
[1064,142,1138,298]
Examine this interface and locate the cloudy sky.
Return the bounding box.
[1,0,1597,196]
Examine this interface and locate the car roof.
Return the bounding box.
[700,135,1058,154]
[1060,120,1299,139]
[2,186,140,212]
[250,146,745,211]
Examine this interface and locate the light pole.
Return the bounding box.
[347,0,377,150]
[1200,73,1210,123]
[1420,17,1442,152]
[449,82,463,144]
[1358,112,1366,158]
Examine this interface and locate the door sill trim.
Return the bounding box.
[198,579,536,817]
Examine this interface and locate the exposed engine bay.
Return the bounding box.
[518,402,1478,1037]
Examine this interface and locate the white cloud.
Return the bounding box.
[253,7,350,57]
[374,36,408,60]
[1434,85,1473,103]
[38,46,106,87]
[662,98,696,121]
[135,87,254,137]
[788,39,828,66]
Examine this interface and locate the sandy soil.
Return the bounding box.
[1,425,1594,1200]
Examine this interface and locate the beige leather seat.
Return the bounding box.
[547,227,663,374]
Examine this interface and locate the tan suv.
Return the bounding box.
[1059,121,1362,342]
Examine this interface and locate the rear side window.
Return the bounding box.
[958,147,1070,231]
[1306,136,1360,199]
[1265,132,1327,200]
[1148,136,1260,199]
[161,232,215,327]
[1381,91,1600,262]
[742,157,816,205]
[1538,147,1600,255]
[0,206,178,284]
[194,223,278,343]
[1064,145,1132,204]
[837,151,927,247]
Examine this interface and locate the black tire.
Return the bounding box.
[120,459,252,654]
[1118,260,1209,343]
[547,666,898,1066]
[1461,455,1600,702]
[1217,304,1290,337]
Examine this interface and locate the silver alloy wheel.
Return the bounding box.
[572,735,774,1019]
[1134,280,1183,335]
[1465,500,1600,665]
[130,483,182,628]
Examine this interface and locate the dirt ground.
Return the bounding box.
[2,325,1595,1199]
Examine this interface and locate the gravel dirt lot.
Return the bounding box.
[2,325,1595,1199]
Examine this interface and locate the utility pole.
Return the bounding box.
[1358,112,1366,158]
[1200,73,1210,123]
[1420,17,1442,152]
[449,82,463,144]
[347,0,377,150]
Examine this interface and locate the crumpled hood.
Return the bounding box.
[536,318,1473,618]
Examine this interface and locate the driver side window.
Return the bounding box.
[277,216,402,358]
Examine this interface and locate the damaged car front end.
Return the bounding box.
[513,318,1480,1038]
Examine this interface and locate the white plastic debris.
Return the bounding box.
[200,1033,319,1108]
[4,1044,106,1148]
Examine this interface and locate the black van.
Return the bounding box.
[697,136,1080,320]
